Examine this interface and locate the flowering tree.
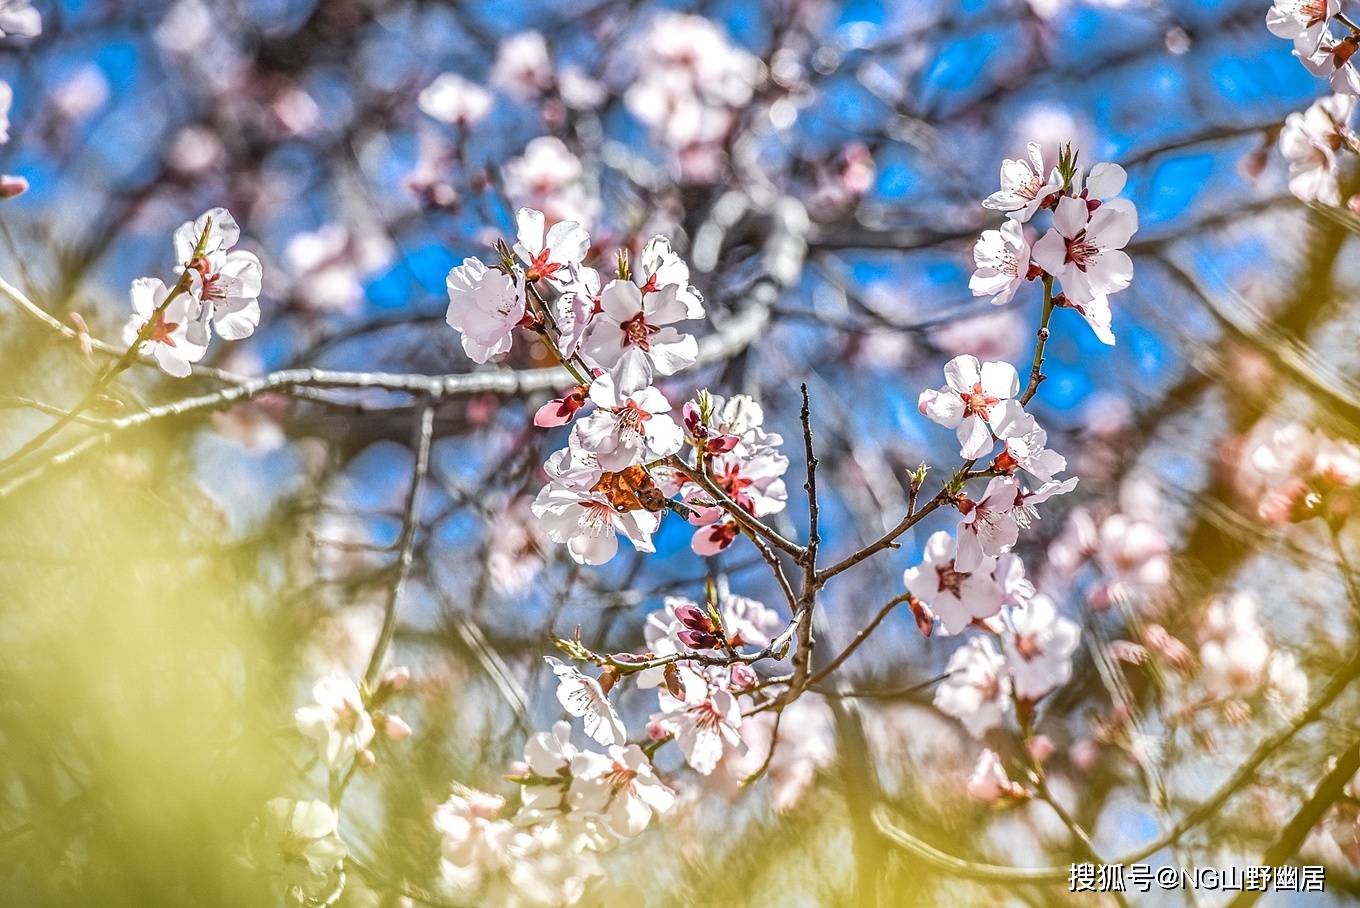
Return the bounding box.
[3,1,1360,906]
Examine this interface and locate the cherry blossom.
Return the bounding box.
[918,354,1022,460]
[995,552,1037,608]
[1198,593,1272,700]
[0,0,40,38]
[992,407,1068,482]
[1095,513,1171,599]
[445,257,527,364]
[1278,93,1355,205]
[260,798,347,904]
[486,499,548,595]
[714,696,835,812]
[418,72,493,126]
[570,377,684,471]
[636,235,705,318]
[650,669,744,775]
[966,749,1028,801]
[172,208,262,344]
[580,278,699,394]
[512,207,590,288]
[531,480,660,565]
[624,13,757,182]
[934,636,1012,737]
[1009,476,1080,530]
[293,675,375,769]
[503,136,598,225]
[554,265,600,358]
[904,531,1004,635]
[284,223,392,314]
[434,788,516,892]
[517,721,576,814]
[955,477,1022,572]
[490,31,553,101]
[1030,195,1137,306]
[1269,0,1340,51]
[544,657,626,746]
[1004,595,1080,701]
[981,142,1062,222]
[1293,27,1360,94]
[969,219,1032,305]
[122,277,208,378]
[684,391,782,455]
[1059,292,1116,345]
[0,80,10,145]
[567,744,676,836]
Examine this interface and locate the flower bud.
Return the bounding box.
[0,175,28,199]
[382,714,412,742]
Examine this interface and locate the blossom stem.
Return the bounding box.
[1019,274,1055,406]
[663,454,805,559]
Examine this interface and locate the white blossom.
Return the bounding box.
[293,675,375,769]
[969,219,1032,305]
[260,799,347,904]
[122,277,207,378]
[1031,195,1137,306]
[1278,93,1354,205]
[918,354,1023,460]
[173,207,262,344]
[904,531,1004,634]
[567,744,675,836]
[512,207,590,288]
[1269,0,1339,51]
[0,0,40,38]
[650,668,744,775]
[418,72,493,126]
[531,481,660,565]
[993,407,1068,483]
[1004,595,1080,701]
[934,636,1012,737]
[491,31,553,100]
[580,278,699,394]
[445,257,526,363]
[544,657,626,746]
[966,749,1027,800]
[982,142,1062,222]
[956,476,1022,572]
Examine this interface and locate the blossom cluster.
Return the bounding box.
[443,204,792,566]
[123,207,262,377]
[1244,420,1360,526]
[898,141,1143,800]
[972,142,1137,344]
[1270,3,1360,206]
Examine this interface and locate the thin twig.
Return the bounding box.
[363,402,437,688]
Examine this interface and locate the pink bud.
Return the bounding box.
[729,664,758,690]
[381,666,411,692]
[646,718,670,742]
[1069,739,1100,772]
[383,714,413,742]
[1027,735,1055,764]
[0,175,28,199]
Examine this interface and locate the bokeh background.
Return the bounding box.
[2,0,1359,905]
